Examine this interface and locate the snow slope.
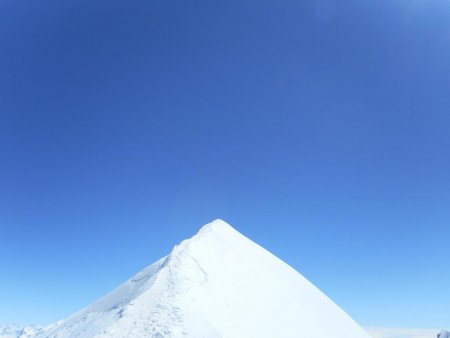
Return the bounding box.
[0,326,41,338]
[367,327,439,338]
[31,219,371,337]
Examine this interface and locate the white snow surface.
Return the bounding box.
[367,327,440,338]
[0,326,42,338]
[19,220,372,338]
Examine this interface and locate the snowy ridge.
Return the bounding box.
[11,220,373,337]
[0,326,41,338]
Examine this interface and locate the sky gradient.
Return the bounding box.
[1,0,450,329]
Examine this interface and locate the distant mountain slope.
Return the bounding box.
[0,326,41,338]
[7,220,372,338]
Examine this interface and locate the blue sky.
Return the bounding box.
[1,0,450,329]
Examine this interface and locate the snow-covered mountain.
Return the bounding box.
[0,326,41,338]
[3,325,443,338]
[6,219,373,338]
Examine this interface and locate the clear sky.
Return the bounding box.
[1,0,450,329]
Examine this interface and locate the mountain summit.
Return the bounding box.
[35,219,371,338]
